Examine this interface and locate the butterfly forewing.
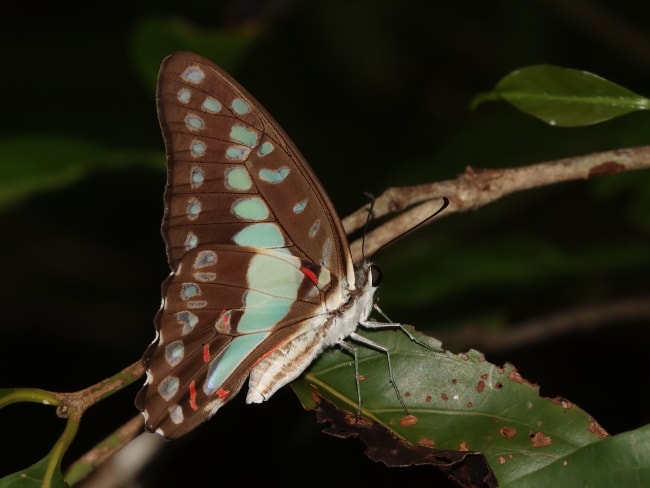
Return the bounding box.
[157,52,352,277]
[136,52,360,438]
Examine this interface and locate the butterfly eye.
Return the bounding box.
[369,264,383,287]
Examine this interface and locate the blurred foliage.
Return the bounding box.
[1,2,649,487]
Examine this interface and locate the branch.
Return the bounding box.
[56,361,144,422]
[64,415,147,486]
[436,295,650,353]
[61,362,146,484]
[345,145,650,262]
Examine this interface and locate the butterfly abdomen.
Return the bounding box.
[247,263,377,403]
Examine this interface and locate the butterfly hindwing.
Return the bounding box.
[140,246,341,437]
[136,52,367,438]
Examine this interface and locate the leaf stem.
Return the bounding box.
[44,417,79,488]
[0,388,60,408]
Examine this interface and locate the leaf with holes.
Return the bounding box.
[293,327,613,486]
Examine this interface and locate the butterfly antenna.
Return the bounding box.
[361,192,377,261]
[373,197,449,258]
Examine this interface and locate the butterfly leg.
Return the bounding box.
[343,332,410,415]
[363,303,442,352]
[336,341,363,415]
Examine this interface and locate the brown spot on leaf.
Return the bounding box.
[480,373,488,380]
[400,414,418,427]
[494,382,503,389]
[507,369,537,387]
[550,396,574,409]
[451,378,458,384]
[466,402,473,408]
[476,380,485,393]
[343,413,372,427]
[507,369,525,382]
[358,374,366,381]
[529,431,552,447]
[417,436,435,448]
[404,391,411,398]
[459,441,468,451]
[589,421,610,439]
[589,161,624,177]
[500,427,517,438]
[441,393,449,401]
[425,395,432,402]
[310,391,321,403]
[498,456,506,465]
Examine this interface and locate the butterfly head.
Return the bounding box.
[350,260,383,320]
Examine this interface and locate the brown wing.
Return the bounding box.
[136,52,355,438]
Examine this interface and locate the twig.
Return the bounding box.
[53,361,145,485]
[66,415,147,486]
[436,295,650,354]
[56,361,144,421]
[345,145,650,261]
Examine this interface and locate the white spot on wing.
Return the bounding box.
[181,65,205,84]
[186,197,201,220]
[177,88,191,103]
[169,404,184,425]
[190,140,206,157]
[184,232,198,250]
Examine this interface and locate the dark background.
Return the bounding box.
[1,1,649,486]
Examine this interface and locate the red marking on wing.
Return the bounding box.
[215,309,232,334]
[189,381,198,411]
[216,387,230,400]
[202,344,210,363]
[300,266,318,286]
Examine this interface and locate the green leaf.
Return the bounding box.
[472,65,650,127]
[0,457,68,488]
[510,424,650,488]
[0,135,162,211]
[293,328,614,485]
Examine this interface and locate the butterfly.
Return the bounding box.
[136,51,419,439]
